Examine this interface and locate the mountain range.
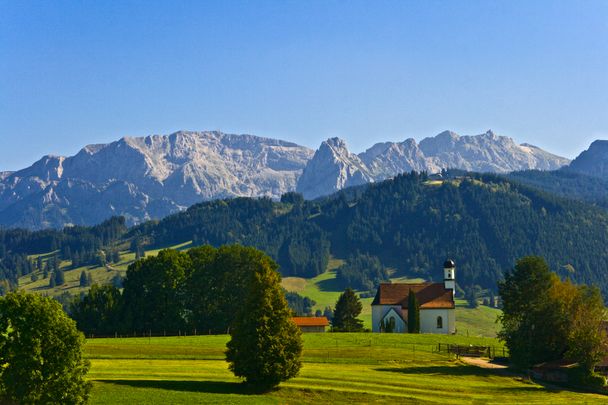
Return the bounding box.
[0,129,581,229]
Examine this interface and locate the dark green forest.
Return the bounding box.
[129,172,608,295]
[506,169,608,208]
[3,172,608,296]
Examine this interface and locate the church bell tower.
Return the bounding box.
[444,259,456,294]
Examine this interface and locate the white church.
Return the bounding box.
[371,260,456,334]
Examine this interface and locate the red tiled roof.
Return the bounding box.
[371,283,455,309]
[292,317,329,327]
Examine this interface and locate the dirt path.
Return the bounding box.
[460,356,509,369]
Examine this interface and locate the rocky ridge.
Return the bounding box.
[296,130,570,198]
[0,129,570,228]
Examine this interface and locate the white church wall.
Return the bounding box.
[420,309,452,334]
[371,305,402,332]
[448,308,456,334]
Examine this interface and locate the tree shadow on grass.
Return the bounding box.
[316,273,346,292]
[375,365,501,377]
[97,380,269,395]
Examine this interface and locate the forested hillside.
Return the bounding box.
[130,172,608,295]
[0,217,127,293]
[3,172,608,296]
[506,169,608,208]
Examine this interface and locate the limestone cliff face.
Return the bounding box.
[0,131,313,229]
[0,129,569,228]
[296,130,569,199]
[296,138,374,200]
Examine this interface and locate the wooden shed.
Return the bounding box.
[292,317,329,333]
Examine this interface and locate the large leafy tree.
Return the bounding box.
[498,256,564,368]
[225,248,302,390]
[0,292,91,404]
[407,290,420,333]
[70,284,123,335]
[499,256,608,373]
[561,283,607,373]
[187,245,255,333]
[332,288,364,332]
[121,249,192,334]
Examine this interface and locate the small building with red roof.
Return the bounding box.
[292,316,330,333]
[371,260,456,334]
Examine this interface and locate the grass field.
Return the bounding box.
[86,333,606,404]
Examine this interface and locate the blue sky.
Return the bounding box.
[1,1,607,170]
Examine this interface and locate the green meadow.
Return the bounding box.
[86,333,606,404]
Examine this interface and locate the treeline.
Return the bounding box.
[0,217,127,292]
[70,245,304,335]
[336,252,390,291]
[129,196,330,278]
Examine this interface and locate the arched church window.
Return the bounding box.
[437,316,443,329]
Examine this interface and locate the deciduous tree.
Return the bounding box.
[0,292,91,404]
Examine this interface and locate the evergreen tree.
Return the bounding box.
[111,273,123,288]
[43,268,49,279]
[323,306,333,322]
[489,291,496,308]
[407,290,420,333]
[49,275,56,288]
[79,271,88,287]
[466,286,479,308]
[111,250,121,263]
[63,245,72,261]
[332,288,364,332]
[498,256,565,368]
[54,269,65,286]
[225,249,302,390]
[87,272,94,287]
[72,251,80,268]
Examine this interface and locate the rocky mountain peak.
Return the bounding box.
[0,129,570,229]
[566,140,608,177]
[296,137,372,199]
